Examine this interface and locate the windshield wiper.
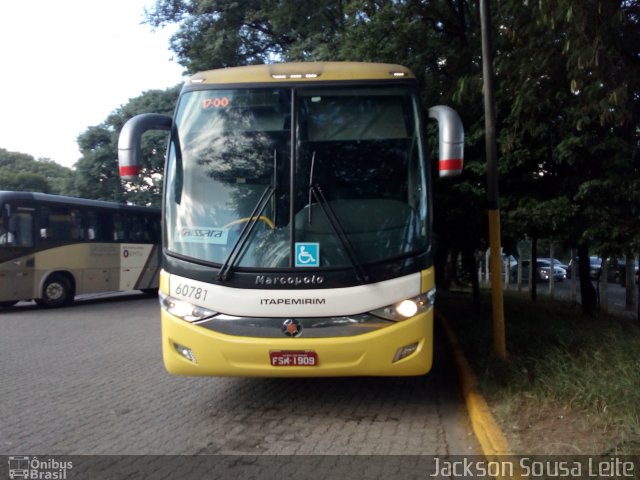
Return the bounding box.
[307,157,368,283]
[217,151,277,281]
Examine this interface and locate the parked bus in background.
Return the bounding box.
[0,191,161,308]
[119,62,463,377]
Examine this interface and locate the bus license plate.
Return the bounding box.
[270,350,318,367]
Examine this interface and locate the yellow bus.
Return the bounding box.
[119,62,463,376]
[0,191,161,308]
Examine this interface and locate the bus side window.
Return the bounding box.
[45,208,74,241]
[150,217,161,243]
[71,210,84,240]
[38,207,50,239]
[11,209,34,247]
[1,206,33,247]
[129,214,146,242]
[0,205,15,245]
[113,214,127,241]
[87,211,99,240]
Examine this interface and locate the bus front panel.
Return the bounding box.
[160,65,437,377]
[158,268,435,377]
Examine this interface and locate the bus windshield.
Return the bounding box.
[165,85,429,270]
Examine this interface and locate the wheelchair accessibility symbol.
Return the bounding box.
[295,242,320,267]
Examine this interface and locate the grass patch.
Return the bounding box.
[437,289,640,454]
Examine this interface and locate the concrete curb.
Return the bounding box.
[436,310,527,479]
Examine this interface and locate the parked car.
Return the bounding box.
[539,258,569,272]
[510,259,566,282]
[568,256,638,284]
[567,256,602,280]
[609,257,640,285]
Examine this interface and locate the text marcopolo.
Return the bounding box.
[255,274,325,286]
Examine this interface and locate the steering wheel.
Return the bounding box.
[224,215,275,230]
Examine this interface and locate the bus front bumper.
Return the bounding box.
[161,309,433,377]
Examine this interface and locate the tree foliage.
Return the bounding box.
[495,0,640,254]
[144,1,640,238]
[71,1,631,283]
[145,0,490,267]
[145,0,348,71]
[36,0,637,316]
[0,148,73,194]
[71,85,181,206]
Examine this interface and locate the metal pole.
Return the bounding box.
[637,255,639,323]
[480,0,507,359]
[549,241,555,298]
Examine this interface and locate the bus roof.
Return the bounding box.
[187,62,416,86]
[0,191,160,214]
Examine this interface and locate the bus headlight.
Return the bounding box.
[159,291,217,322]
[369,288,436,321]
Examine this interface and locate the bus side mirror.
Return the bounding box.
[428,105,464,177]
[118,113,172,181]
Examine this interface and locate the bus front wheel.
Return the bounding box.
[36,274,74,308]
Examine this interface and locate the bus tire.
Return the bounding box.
[36,274,74,308]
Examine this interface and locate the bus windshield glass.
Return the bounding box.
[165,85,429,270]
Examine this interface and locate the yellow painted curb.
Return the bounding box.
[436,310,527,480]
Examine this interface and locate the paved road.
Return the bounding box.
[0,294,480,477]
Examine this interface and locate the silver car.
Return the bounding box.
[511,259,566,282]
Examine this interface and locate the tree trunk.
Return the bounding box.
[462,247,481,311]
[600,257,608,313]
[434,238,449,291]
[569,248,577,304]
[577,244,598,315]
[624,256,635,309]
[549,241,555,298]
[530,235,537,301]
